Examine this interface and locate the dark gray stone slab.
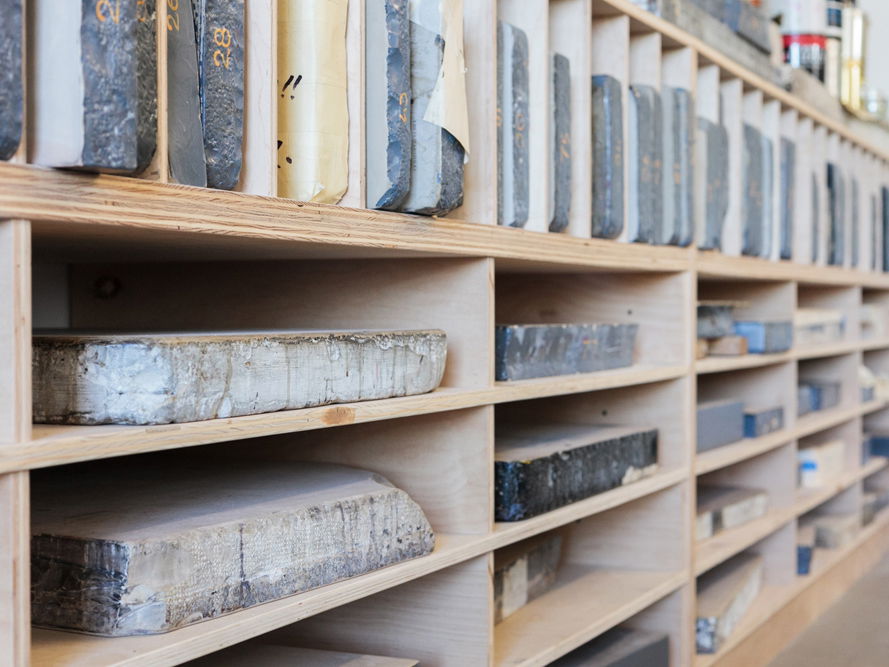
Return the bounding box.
[167,0,207,186]
[493,533,562,621]
[628,84,663,244]
[495,423,658,521]
[550,53,572,233]
[591,75,624,239]
[697,399,744,453]
[0,0,23,161]
[851,178,860,266]
[193,0,244,190]
[697,118,729,250]
[813,173,821,263]
[698,303,735,340]
[31,460,435,636]
[696,553,763,654]
[495,323,638,381]
[742,124,765,256]
[497,21,530,228]
[733,320,793,353]
[551,628,670,667]
[780,138,795,260]
[662,87,694,246]
[827,162,844,266]
[744,406,784,438]
[135,0,157,173]
[366,0,411,210]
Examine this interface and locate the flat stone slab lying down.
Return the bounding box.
[32,329,447,425]
[31,460,435,636]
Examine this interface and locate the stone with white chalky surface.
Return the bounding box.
[366,0,412,210]
[550,53,572,233]
[696,553,763,654]
[827,163,845,266]
[696,485,768,541]
[696,118,729,250]
[30,460,436,636]
[551,627,670,667]
[661,87,694,246]
[591,75,624,239]
[190,645,419,666]
[741,125,765,257]
[794,308,845,346]
[0,0,23,161]
[135,0,158,172]
[697,399,744,452]
[733,320,793,353]
[628,84,663,244]
[493,533,562,622]
[32,329,447,425]
[780,138,796,260]
[744,405,784,438]
[497,21,530,228]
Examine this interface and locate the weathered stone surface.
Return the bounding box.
[0,0,23,161]
[32,329,447,425]
[628,84,663,244]
[194,0,244,190]
[495,323,638,382]
[591,75,624,239]
[696,485,768,541]
[813,513,860,549]
[497,21,530,228]
[495,423,658,521]
[401,0,465,216]
[697,399,744,453]
[798,380,841,412]
[662,87,694,246]
[550,53,572,233]
[744,406,784,438]
[760,134,774,258]
[851,178,860,266]
[168,0,208,186]
[697,118,729,250]
[798,439,845,488]
[366,0,412,210]
[190,645,419,666]
[135,0,157,172]
[698,302,735,340]
[707,336,748,357]
[827,162,845,266]
[736,0,771,53]
[742,124,765,257]
[696,553,763,655]
[780,138,796,260]
[493,533,562,622]
[733,320,793,353]
[797,519,816,575]
[31,460,435,636]
[813,173,822,262]
[551,627,670,667]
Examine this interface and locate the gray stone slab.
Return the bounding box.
[497,21,530,228]
[698,303,736,340]
[32,329,447,425]
[733,320,793,353]
[168,0,208,186]
[851,178,860,266]
[696,485,768,541]
[744,406,785,438]
[366,0,412,210]
[798,384,816,417]
[135,0,157,173]
[628,84,663,244]
[872,193,878,270]
[696,553,763,654]
[591,75,624,239]
[194,0,244,190]
[697,399,744,453]
[31,460,435,636]
[883,186,889,271]
[495,423,658,521]
[813,173,822,263]
[493,533,562,622]
[495,323,638,381]
[550,53,572,233]
[736,1,772,53]
[761,133,774,258]
[827,162,844,266]
[799,380,841,411]
[401,0,464,216]
[0,0,23,161]
[780,138,795,260]
[662,87,694,246]
[697,118,729,251]
[742,124,765,257]
[551,627,670,667]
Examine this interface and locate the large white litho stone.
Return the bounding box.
[31,461,436,636]
[32,330,447,425]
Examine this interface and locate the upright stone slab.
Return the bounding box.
[698,302,736,339]
[866,431,889,458]
[760,133,774,258]
[493,533,562,622]
[662,87,694,246]
[401,0,465,215]
[29,0,139,171]
[798,439,845,488]
[194,0,245,190]
[697,399,744,453]
[495,323,638,381]
[497,21,530,228]
[551,628,670,667]
[134,0,158,174]
[733,320,793,353]
[797,519,816,575]
[366,0,412,210]
[628,85,663,244]
[191,645,419,667]
[495,423,658,521]
[696,485,768,541]
[797,384,816,417]
[0,0,23,161]
[30,460,435,636]
[851,178,860,266]
[696,553,763,654]
[780,138,796,260]
[591,75,624,239]
[872,193,879,270]
[32,330,447,425]
[827,163,845,266]
[168,0,208,186]
[550,53,572,233]
[741,124,765,257]
[744,406,784,438]
[813,173,822,263]
[883,186,889,272]
[697,118,729,250]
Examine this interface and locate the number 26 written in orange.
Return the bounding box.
[166,0,180,31]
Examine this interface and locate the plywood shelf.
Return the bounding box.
[694,508,792,576]
[794,457,889,517]
[695,431,793,475]
[696,352,793,375]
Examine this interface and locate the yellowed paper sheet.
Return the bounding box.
[277,0,349,203]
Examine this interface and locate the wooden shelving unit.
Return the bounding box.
[5,0,889,665]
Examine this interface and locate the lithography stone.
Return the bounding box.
[0,0,23,161]
[495,423,658,521]
[851,178,860,266]
[366,0,411,210]
[135,0,157,172]
[168,0,208,186]
[697,118,729,250]
[662,87,695,246]
[30,460,435,636]
[814,513,860,549]
[813,173,821,263]
[800,380,841,411]
[493,533,562,622]
[401,0,465,216]
[628,85,663,244]
[872,194,879,270]
[551,627,670,667]
[867,432,889,458]
[798,384,816,417]
[696,485,768,541]
[495,323,638,382]
[190,645,419,667]
[698,302,735,339]
[696,553,763,654]
[798,440,845,488]
[497,21,530,228]
[780,138,795,260]
[697,399,744,453]
[797,520,816,575]
[32,329,447,425]
[744,406,784,438]
[741,125,764,256]
[883,186,889,271]
[550,53,572,233]
[591,75,624,239]
[761,134,774,258]
[827,163,844,266]
[194,0,245,190]
[733,320,793,354]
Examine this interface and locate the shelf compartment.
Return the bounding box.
[696,352,792,375]
[695,429,793,476]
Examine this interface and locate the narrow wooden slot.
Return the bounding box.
[751,521,797,588]
[720,78,744,256]
[793,117,814,265]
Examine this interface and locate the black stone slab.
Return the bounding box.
[698,303,735,339]
[742,124,765,257]
[493,533,562,622]
[0,0,23,161]
[628,85,663,244]
[780,138,795,260]
[697,399,744,453]
[497,21,530,228]
[550,53,572,233]
[827,162,844,266]
[662,87,694,246]
[591,75,624,239]
[495,323,638,382]
[495,423,658,521]
[697,118,729,250]
[193,0,244,190]
[135,0,157,172]
[744,406,784,438]
[551,627,670,667]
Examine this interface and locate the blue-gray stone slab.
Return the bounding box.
[591,75,624,239]
[742,124,765,257]
[744,406,784,438]
[697,117,729,251]
[497,21,530,228]
[883,186,889,271]
[733,320,793,354]
[168,0,207,186]
[0,0,23,161]
[550,53,572,233]
[697,399,744,452]
[662,87,694,246]
[813,173,821,263]
[628,84,663,244]
[800,380,841,411]
[780,138,795,260]
[827,163,845,266]
[851,178,860,266]
[798,384,816,417]
[761,133,774,258]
